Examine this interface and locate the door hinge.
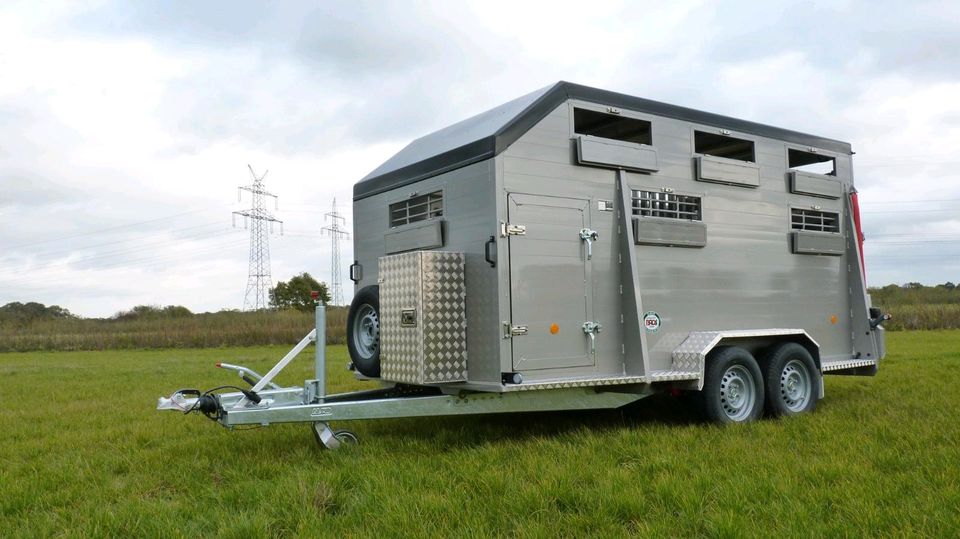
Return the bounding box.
[500,221,527,237]
[503,322,528,338]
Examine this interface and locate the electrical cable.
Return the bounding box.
[0,205,229,251]
[183,384,259,425]
[0,234,246,278]
[0,228,239,278]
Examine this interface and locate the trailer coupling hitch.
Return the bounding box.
[157,387,261,418]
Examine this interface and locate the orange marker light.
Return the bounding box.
[549,323,560,334]
[830,314,838,325]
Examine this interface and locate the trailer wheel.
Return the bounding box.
[334,430,359,445]
[760,343,819,417]
[697,346,764,424]
[347,285,381,378]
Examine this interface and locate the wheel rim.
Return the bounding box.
[352,304,380,358]
[719,364,757,422]
[780,359,812,412]
[334,430,359,445]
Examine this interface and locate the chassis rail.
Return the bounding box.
[216,385,651,427]
[157,306,654,448]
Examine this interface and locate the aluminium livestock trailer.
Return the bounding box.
[158,82,888,447]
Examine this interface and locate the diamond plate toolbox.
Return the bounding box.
[379,250,467,384]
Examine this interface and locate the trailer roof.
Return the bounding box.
[355,81,852,200]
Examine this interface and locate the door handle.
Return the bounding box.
[579,228,599,260]
[582,321,602,355]
[485,236,496,267]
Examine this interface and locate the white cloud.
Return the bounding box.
[1,0,958,316]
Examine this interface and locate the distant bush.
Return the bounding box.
[112,304,194,321]
[869,282,960,331]
[0,302,75,325]
[869,283,959,306]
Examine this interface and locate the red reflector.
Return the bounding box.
[215,362,222,368]
[310,290,320,299]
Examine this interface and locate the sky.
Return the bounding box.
[1,0,959,317]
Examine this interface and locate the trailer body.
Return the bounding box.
[159,82,887,441]
[350,81,884,393]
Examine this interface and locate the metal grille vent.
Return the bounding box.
[390,191,443,228]
[791,208,839,233]
[632,190,701,220]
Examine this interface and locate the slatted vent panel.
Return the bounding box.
[389,191,443,228]
[791,208,839,233]
[632,191,702,221]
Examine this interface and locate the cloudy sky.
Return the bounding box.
[1,0,958,317]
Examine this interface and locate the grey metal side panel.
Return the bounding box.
[352,160,501,386]
[696,155,761,187]
[499,102,627,383]
[789,171,842,199]
[617,171,650,377]
[354,95,864,391]
[499,99,857,377]
[384,220,443,254]
[354,81,852,201]
[792,231,845,256]
[576,135,659,172]
[634,217,707,248]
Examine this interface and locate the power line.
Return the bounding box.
[233,165,282,311]
[3,222,226,260]
[0,228,237,278]
[861,209,960,214]
[0,206,223,251]
[860,198,960,205]
[0,237,250,289]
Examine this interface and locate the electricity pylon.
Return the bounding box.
[233,165,282,311]
[321,198,350,306]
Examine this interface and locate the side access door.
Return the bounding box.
[506,193,595,371]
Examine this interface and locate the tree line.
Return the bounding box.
[0,272,331,325]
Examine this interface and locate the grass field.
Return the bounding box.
[1,332,958,537]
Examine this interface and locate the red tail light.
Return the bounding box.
[850,189,866,283]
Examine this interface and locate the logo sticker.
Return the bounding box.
[310,406,333,417]
[643,311,661,332]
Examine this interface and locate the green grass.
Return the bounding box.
[2,332,959,537]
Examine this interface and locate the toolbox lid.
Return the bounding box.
[354,81,852,200]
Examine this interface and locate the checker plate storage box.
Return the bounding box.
[379,250,467,384]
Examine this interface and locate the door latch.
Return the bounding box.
[582,321,602,354]
[500,222,527,237]
[579,228,599,260]
[503,322,529,338]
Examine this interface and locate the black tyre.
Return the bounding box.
[696,346,765,424]
[346,285,381,378]
[760,342,819,417]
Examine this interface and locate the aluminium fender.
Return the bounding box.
[671,329,820,391]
